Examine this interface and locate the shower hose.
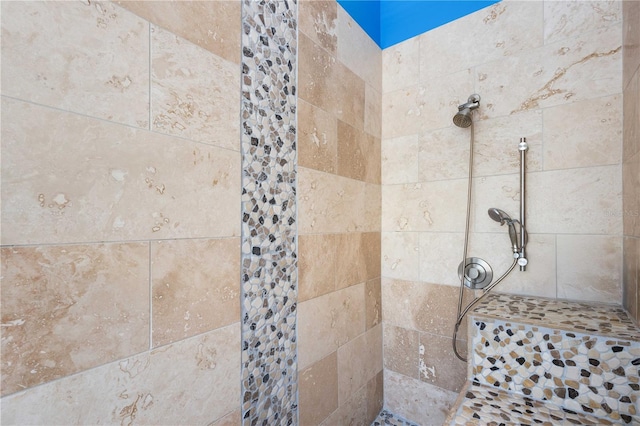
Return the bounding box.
[452,123,519,362]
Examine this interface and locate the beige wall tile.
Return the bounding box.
[527,166,622,235]
[383,369,457,425]
[334,62,367,131]
[299,33,365,130]
[298,99,338,174]
[366,371,384,423]
[382,135,419,185]
[419,2,543,82]
[364,183,382,233]
[299,352,338,426]
[418,232,464,287]
[471,110,543,177]
[623,236,639,324]
[471,172,520,234]
[623,66,639,160]
[299,0,337,55]
[473,166,622,236]
[365,278,382,330]
[418,332,467,393]
[418,127,472,182]
[624,150,640,238]
[337,121,381,184]
[151,238,240,347]
[381,86,423,140]
[321,371,382,426]
[299,233,337,302]
[469,233,558,299]
[298,284,365,370]
[299,167,379,234]
[477,25,622,118]
[383,325,419,379]
[363,232,382,280]
[381,278,468,338]
[544,0,622,45]
[543,95,622,170]
[1,98,240,245]
[382,37,420,93]
[335,232,365,290]
[381,232,420,281]
[298,31,336,108]
[557,234,622,302]
[0,324,240,424]
[1,243,149,396]
[211,410,242,426]
[151,25,240,151]
[623,0,640,90]
[336,232,381,290]
[116,0,241,64]
[382,180,467,232]
[337,5,381,90]
[337,324,383,405]
[1,1,149,128]
[365,84,382,138]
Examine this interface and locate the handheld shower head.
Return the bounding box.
[453,94,481,128]
[488,208,512,225]
[488,208,519,253]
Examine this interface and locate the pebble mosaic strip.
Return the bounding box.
[371,409,419,426]
[473,293,640,341]
[240,0,298,425]
[469,318,640,424]
[449,381,617,425]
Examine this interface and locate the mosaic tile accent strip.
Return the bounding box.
[240,0,298,425]
[473,293,640,341]
[469,318,640,424]
[448,381,618,425]
[371,409,419,426]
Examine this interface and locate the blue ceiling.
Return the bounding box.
[337,0,501,49]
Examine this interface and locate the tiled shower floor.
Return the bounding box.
[371,409,419,426]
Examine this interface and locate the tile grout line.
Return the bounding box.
[148,21,152,132]
[148,241,153,351]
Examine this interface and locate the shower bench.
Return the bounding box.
[445,293,640,425]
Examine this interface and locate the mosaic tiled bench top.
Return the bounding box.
[472,293,640,342]
[448,381,620,425]
[463,293,640,425]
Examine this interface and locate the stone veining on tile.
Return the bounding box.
[511,45,622,114]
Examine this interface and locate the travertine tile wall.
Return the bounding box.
[1,1,242,423]
[623,0,640,325]
[381,0,624,421]
[296,1,383,424]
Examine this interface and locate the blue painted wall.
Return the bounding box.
[337,0,500,49]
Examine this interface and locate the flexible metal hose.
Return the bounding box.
[453,258,518,360]
[452,123,520,361]
[453,123,475,361]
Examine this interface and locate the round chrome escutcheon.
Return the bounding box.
[457,257,493,290]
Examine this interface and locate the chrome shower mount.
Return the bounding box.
[453,94,480,128]
[488,138,529,269]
